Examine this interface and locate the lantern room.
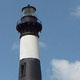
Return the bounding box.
[22,4,36,16]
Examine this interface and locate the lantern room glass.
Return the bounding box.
[22,7,36,16]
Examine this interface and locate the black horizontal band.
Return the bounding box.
[19,58,42,80]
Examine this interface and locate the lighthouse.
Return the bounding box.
[16,4,42,80]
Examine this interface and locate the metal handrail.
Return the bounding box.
[17,19,42,25]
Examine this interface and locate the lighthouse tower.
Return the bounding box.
[16,4,42,80]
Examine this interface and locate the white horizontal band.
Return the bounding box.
[20,35,40,60]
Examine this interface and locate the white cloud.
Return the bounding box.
[51,59,80,80]
[39,41,47,48]
[12,41,46,51]
[71,6,80,16]
[12,42,19,50]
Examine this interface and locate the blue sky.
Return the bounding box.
[0,0,80,80]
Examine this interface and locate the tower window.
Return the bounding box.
[21,63,26,77]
